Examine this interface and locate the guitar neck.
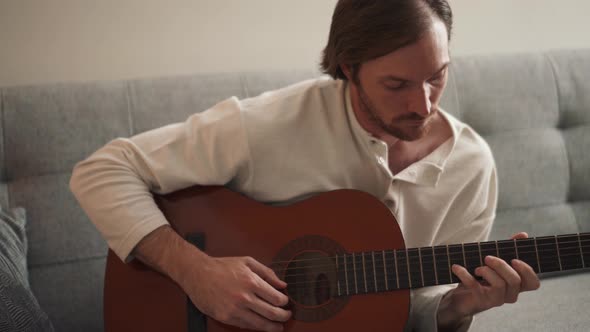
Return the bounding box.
[334,232,590,296]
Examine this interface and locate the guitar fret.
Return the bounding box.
[372,251,378,292]
[394,250,401,289]
[463,242,482,277]
[515,238,539,273]
[557,234,584,271]
[406,248,423,288]
[479,241,498,268]
[446,245,452,283]
[418,248,425,287]
[537,236,560,273]
[344,254,350,295]
[362,253,368,293]
[534,237,541,273]
[495,240,499,257]
[353,253,358,294]
[420,247,436,286]
[336,254,341,296]
[448,244,463,284]
[406,249,412,289]
[395,249,409,289]
[555,236,563,271]
[497,239,517,266]
[514,239,519,260]
[432,246,439,285]
[434,245,451,285]
[579,234,586,268]
[382,250,389,291]
[478,242,483,266]
[581,233,590,269]
[462,243,467,267]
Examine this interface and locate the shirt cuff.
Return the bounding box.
[406,285,474,332]
[115,216,169,263]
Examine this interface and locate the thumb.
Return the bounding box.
[510,232,529,240]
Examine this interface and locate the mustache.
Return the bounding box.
[396,107,438,122]
[396,114,429,122]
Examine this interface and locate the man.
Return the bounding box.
[70,0,540,331]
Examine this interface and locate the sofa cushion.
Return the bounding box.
[9,173,107,267]
[3,82,131,181]
[29,258,105,332]
[0,207,54,331]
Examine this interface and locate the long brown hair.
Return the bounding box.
[320,0,453,80]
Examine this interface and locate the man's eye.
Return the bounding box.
[429,75,443,83]
[428,77,445,86]
[385,83,406,91]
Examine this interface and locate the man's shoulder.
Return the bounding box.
[441,109,495,169]
[240,76,343,111]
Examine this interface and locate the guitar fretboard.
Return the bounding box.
[334,232,590,296]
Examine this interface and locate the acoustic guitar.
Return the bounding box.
[104,186,590,332]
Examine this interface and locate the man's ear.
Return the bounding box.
[340,64,353,81]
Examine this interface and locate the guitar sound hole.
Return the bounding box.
[285,252,337,306]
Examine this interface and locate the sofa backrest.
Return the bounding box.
[1,50,588,331]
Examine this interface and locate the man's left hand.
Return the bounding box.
[437,232,541,329]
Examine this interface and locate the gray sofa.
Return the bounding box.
[1,49,589,331]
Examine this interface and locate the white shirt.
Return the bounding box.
[70,77,497,332]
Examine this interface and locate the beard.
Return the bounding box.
[356,82,434,142]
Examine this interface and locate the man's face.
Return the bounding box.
[348,19,450,141]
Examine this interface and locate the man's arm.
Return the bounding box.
[131,225,292,332]
[70,98,291,331]
[69,97,248,261]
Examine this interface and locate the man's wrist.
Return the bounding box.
[132,225,210,287]
[437,289,472,331]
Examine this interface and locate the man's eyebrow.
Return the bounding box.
[380,61,451,82]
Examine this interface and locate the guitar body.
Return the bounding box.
[104,186,410,331]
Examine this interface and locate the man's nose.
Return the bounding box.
[409,84,432,117]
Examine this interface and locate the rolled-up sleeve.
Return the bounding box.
[69,97,251,261]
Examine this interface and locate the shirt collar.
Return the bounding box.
[343,81,465,187]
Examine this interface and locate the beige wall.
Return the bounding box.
[1,0,589,87]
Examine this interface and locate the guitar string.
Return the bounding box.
[273,238,590,264]
[270,239,590,267]
[279,261,590,291]
[279,249,590,277]
[277,248,590,279]
[285,255,590,278]
[280,254,590,289]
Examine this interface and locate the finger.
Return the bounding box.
[247,258,288,289]
[232,309,284,332]
[484,256,521,303]
[246,259,290,307]
[474,266,507,305]
[251,273,290,308]
[451,264,480,289]
[510,232,528,240]
[248,296,292,322]
[511,259,541,292]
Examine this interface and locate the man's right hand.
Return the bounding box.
[132,226,292,332]
[182,255,292,332]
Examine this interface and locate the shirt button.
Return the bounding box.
[384,199,395,209]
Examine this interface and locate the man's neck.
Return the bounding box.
[348,83,453,173]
